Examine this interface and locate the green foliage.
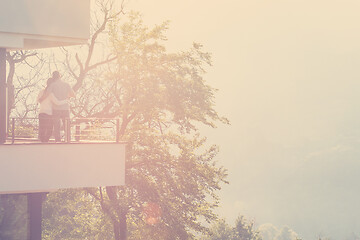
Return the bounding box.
[234,216,262,240]
[107,12,228,132]
[202,216,262,240]
[42,11,229,240]
[42,189,113,240]
[0,194,28,240]
[201,219,234,240]
[94,12,228,239]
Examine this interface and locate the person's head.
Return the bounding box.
[45,77,54,91]
[52,71,61,80]
[47,77,54,86]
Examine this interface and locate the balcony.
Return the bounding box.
[0,118,125,194]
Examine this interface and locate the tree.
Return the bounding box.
[0,194,28,240]
[42,189,113,240]
[258,224,300,240]
[45,10,228,239]
[202,219,235,240]
[202,216,262,240]
[8,1,228,238]
[234,216,262,240]
[275,226,299,240]
[6,50,40,118]
[70,12,229,239]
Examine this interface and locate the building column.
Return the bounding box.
[28,193,46,240]
[0,48,7,144]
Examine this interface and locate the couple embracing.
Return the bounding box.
[37,71,75,142]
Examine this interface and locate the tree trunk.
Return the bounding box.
[106,186,127,240]
[119,211,127,240]
[111,212,127,240]
[113,220,121,240]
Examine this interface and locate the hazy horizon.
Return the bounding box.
[129,0,360,239]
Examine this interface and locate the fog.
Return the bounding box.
[129,0,360,238]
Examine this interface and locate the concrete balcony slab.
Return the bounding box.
[0,142,125,194]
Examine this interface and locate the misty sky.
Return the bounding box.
[128,1,360,239]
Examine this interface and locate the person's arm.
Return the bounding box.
[37,89,48,103]
[49,93,68,105]
[39,84,54,103]
[68,87,76,98]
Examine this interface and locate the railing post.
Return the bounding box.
[11,118,15,144]
[116,119,120,143]
[75,124,80,142]
[63,118,67,143]
[65,118,71,143]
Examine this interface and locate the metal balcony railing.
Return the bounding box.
[7,117,121,144]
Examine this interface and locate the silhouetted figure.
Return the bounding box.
[46,71,75,142]
[37,77,67,142]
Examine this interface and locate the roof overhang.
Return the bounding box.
[0,0,90,50]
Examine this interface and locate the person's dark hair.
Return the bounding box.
[39,77,54,102]
[45,78,54,92]
[52,71,60,80]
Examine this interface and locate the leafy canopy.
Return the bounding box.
[43,11,229,240]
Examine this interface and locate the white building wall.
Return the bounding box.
[0,143,125,194]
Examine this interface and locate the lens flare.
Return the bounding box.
[142,202,162,225]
